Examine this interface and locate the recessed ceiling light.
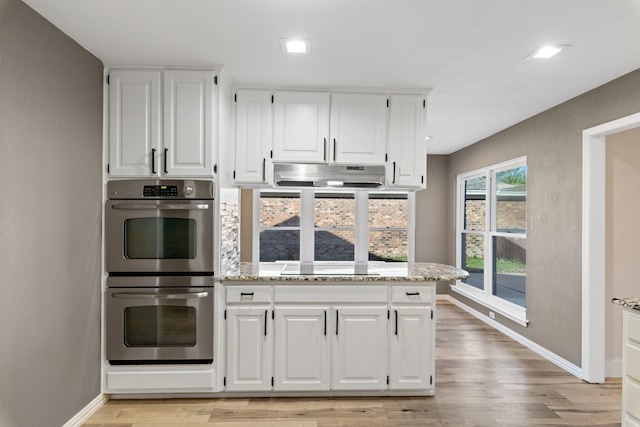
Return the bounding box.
[526,45,571,60]
[281,38,310,54]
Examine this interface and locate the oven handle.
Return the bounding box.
[111,292,210,300]
[111,204,210,210]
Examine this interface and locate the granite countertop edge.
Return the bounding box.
[612,297,640,311]
[222,262,469,283]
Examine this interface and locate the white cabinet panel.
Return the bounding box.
[330,93,388,165]
[388,94,427,189]
[274,307,330,391]
[234,89,273,184]
[163,70,214,176]
[109,70,161,177]
[225,307,272,391]
[389,307,433,390]
[332,307,388,390]
[273,91,330,163]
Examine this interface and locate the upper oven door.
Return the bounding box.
[106,199,215,274]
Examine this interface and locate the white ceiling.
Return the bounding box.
[20,0,640,154]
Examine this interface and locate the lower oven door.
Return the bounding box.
[106,287,213,364]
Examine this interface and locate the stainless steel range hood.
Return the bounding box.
[273,163,386,189]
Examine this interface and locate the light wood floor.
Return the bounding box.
[84,301,622,427]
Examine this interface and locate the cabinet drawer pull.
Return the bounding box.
[406,292,420,296]
[240,292,254,297]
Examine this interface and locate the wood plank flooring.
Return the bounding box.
[84,301,622,427]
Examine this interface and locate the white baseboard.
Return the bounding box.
[62,394,108,427]
[444,295,584,380]
[606,359,622,377]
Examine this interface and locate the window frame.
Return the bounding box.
[253,189,415,263]
[453,156,529,327]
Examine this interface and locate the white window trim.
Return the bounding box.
[452,156,528,327]
[253,189,414,263]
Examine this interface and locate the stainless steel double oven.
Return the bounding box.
[105,179,215,365]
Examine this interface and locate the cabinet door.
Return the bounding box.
[108,69,161,177]
[274,307,330,391]
[234,89,273,184]
[330,93,388,165]
[332,307,388,390]
[388,94,427,188]
[273,91,330,163]
[163,70,214,177]
[225,307,272,391]
[389,306,433,390]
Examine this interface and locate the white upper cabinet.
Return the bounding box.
[234,89,273,184]
[108,70,162,177]
[329,93,388,165]
[272,91,331,163]
[163,70,214,177]
[387,94,427,189]
[108,68,216,178]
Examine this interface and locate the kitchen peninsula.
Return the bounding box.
[220,262,468,395]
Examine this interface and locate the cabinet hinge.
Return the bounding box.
[423,99,426,108]
[271,377,274,387]
[386,98,389,108]
[431,310,433,319]
[387,375,389,385]
[234,93,237,102]
[223,376,226,386]
[214,75,218,85]
[430,375,433,385]
[271,95,274,104]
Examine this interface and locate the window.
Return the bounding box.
[454,157,527,326]
[255,190,412,263]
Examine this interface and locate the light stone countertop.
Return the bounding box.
[612,297,640,311]
[222,262,468,282]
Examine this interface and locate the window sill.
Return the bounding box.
[450,282,529,327]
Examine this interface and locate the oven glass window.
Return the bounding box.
[124,218,197,259]
[124,306,197,347]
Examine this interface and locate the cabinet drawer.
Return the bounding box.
[275,285,387,303]
[626,377,640,421]
[226,286,272,303]
[391,286,433,304]
[628,312,640,344]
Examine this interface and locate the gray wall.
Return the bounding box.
[446,68,640,367]
[0,1,104,426]
[415,155,451,293]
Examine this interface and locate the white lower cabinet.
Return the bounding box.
[274,307,330,391]
[332,307,388,390]
[222,282,435,394]
[225,307,272,391]
[389,307,433,389]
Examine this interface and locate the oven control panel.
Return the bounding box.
[143,185,179,197]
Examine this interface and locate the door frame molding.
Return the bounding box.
[582,111,640,383]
